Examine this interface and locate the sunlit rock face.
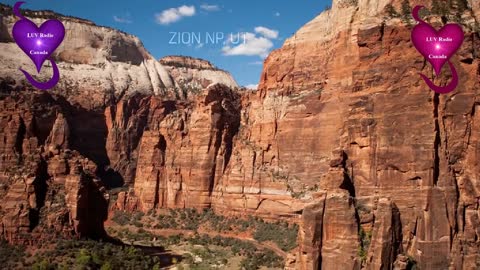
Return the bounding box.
[257,0,480,268]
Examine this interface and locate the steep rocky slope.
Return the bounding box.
[106,0,480,268]
[0,92,108,243]
[256,0,480,269]
[0,2,237,247]
[0,0,479,269]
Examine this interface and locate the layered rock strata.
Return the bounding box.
[0,4,238,110]
[0,93,108,243]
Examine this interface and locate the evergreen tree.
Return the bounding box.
[418,8,431,20]
[455,0,469,22]
[456,0,468,12]
[431,0,449,17]
[431,0,442,14]
[401,0,412,24]
[385,4,399,18]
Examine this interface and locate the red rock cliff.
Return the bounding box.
[256,0,480,269]
[104,1,480,268]
[0,92,108,243]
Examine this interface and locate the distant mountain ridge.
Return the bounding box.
[0,3,238,109]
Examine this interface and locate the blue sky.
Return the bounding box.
[2,0,332,87]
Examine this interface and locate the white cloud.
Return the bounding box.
[245,84,258,90]
[200,4,220,12]
[113,15,132,24]
[178,6,196,15]
[155,5,196,25]
[274,12,280,17]
[222,32,273,58]
[255,26,279,39]
[222,27,279,58]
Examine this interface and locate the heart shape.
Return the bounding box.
[411,23,463,76]
[12,18,65,73]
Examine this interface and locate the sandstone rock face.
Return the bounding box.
[297,195,325,270]
[0,92,108,243]
[296,152,361,269]
[45,113,70,152]
[104,95,150,185]
[160,56,238,92]
[133,131,166,210]
[102,1,480,267]
[108,83,241,209]
[63,155,108,238]
[0,113,24,174]
[254,0,480,269]
[0,4,238,109]
[364,198,402,269]
[160,56,218,70]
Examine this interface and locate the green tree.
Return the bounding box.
[432,0,449,16]
[407,255,417,269]
[401,0,412,24]
[456,0,468,12]
[431,0,442,14]
[455,0,469,21]
[75,248,93,267]
[418,7,431,20]
[100,262,113,270]
[32,259,54,270]
[385,4,399,18]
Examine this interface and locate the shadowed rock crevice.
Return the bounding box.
[97,168,124,189]
[28,157,49,230]
[153,135,167,208]
[13,116,25,164]
[54,95,110,166]
[0,90,111,243]
[83,174,109,239]
[433,93,440,186]
[221,100,241,173]
[104,94,151,185]
[35,160,50,204]
[110,84,243,211]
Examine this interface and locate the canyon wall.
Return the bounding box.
[0,93,108,243]
[0,3,238,245]
[257,0,480,269]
